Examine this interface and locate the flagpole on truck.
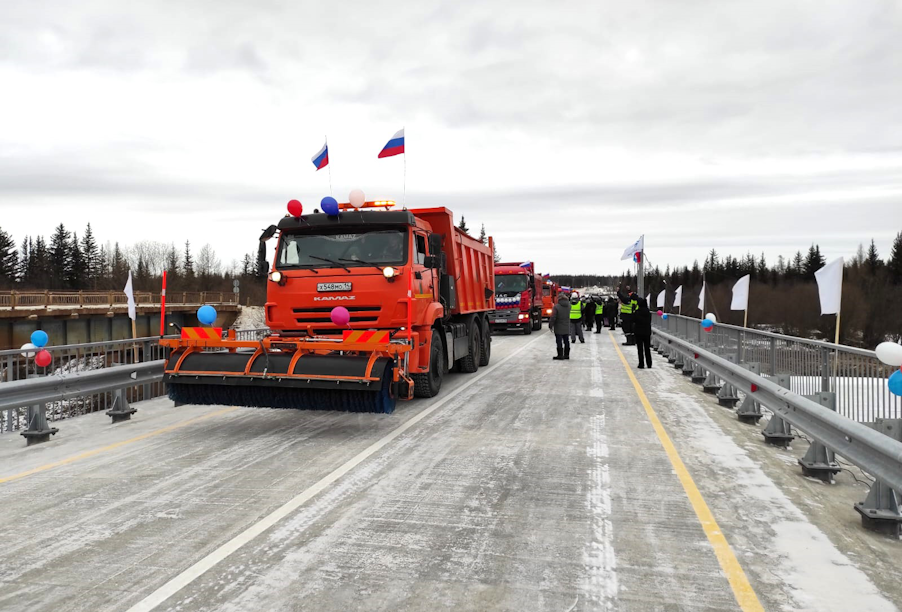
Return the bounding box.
[403,126,406,207]
[326,135,333,197]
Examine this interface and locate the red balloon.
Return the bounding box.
[287,199,303,217]
[35,349,52,368]
[703,325,714,333]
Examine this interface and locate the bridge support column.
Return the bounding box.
[762,374,794,447]
[854,419,902,536]
[797,392,841,482]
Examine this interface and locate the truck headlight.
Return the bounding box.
[269,271,282,283]
[383,267,395,278]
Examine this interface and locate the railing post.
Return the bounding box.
[854,418,902,537]
[109,291,114,306]
[106,388,137,424]
[769,337,777,377]
[78,290,84,307]
[44,290,49,308]
[20,374,59,445]
[798,392,841,482]
[10,290,16,310]
[201,291,206,304]
[820,346,831,393]
[762,374,795,447]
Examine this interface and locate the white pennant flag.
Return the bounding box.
[815,257,844,315]
[673,285,683,310]
[621,235,644,261]
[698,280,706,313]
[656,289,666,308]
[731,274,751,311]
[123,270,136,321]
[645,293,651,306]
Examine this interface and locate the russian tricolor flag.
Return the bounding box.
[311,141,329,170]
[378,128,405,158]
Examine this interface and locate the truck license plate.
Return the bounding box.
[494,319,506,324]
[317,282,352,292]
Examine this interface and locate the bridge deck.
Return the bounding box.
[0,331,898,611]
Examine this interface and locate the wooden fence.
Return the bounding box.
[0,291,238,310]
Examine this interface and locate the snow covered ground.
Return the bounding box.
[231,305,266,330]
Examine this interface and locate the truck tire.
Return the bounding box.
[479,317,491,366]
[524,316,533,335]
[532,311,542,331]
[413,329,444,398]
[458,319,480,373]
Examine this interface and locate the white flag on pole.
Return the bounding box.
[815,257,844,315]
[673,285,682,310]
[731,274,750,311]
[698,280,705,313]
[621,235,644,261]
[656,290,666,308]
[645,293,651,306]
[124,270,136,321]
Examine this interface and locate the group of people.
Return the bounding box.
[547,284,653,368]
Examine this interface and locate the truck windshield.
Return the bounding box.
[278,228,407,269]
[495,275,528,294]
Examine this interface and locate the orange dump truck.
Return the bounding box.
[161,202,495,413]
[541,279,559,320]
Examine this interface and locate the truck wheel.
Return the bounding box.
[479,318,491,366]
[459,320,480,373]
[524,317,533,335]
[532,312,542,331]
[413,329,444,398]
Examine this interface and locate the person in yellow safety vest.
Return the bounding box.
[569,295,585,344]
[617,284,636,346]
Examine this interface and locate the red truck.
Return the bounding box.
[541,279,560,321]
[162,200,496,413]
[489,262,544,334]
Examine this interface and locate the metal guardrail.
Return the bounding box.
[651,322,902,535]
[0,328,268,434]
[0,290,238,310]
[655,328,902,492]
[654,314,901,423]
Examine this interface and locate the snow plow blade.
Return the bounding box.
[160,333,413,414]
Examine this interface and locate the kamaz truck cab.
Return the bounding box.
[489,262,543,334]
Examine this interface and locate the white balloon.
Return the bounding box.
[349,189,365,209]
[875,342,902,367]
[705,313,717,324]
[20,342,37,357]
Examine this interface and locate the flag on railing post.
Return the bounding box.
[731,274,751,327]
[656,289,666,309]
[123,271,138,362]
[815,257,844,345]
[698,278,706,313]
[674,285,682,312]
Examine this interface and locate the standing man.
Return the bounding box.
[583,297,596,332]
[548,293,571,360]
[593,297,605,333]
[618,284,636,346]
[606,297,617,330]
[569,294,585,344]
[633,296,653,368]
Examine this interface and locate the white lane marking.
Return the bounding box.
[126,331,549,612]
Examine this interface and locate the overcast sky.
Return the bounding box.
[1,0,900,275]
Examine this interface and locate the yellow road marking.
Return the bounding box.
[608,332,765,612]
[0,406,240,485]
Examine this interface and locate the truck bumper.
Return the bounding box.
[489,309,530,331]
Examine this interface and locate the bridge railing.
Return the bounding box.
[0,328,268,434]
[0,290,238,309]
[653,314,901,423]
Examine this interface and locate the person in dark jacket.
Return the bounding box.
[583,298,596,331]
[548,293,572,360]
[605,298,617,330]
[633,296,653,369]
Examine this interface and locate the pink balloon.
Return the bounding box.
[657,310,663,316]
[330,306,350,326]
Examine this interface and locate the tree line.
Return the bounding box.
[0,223,267,304]
[615,236,902,348]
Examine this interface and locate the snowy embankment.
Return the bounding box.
[231,305,267,330]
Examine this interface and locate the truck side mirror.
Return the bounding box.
[424,255,438,269]
[428,233,442,256]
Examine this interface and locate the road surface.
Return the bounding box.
[0,329,899,611]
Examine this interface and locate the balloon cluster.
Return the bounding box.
[21,330,52,368]
[701,313,717,332]
[197,305,217,325]
[876,342,902,397]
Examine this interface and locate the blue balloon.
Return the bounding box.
[701,318,713,328]
[30,330,48,348]
[321,196,339,216]
[889,370,902,397]
[197,305,217,325]
[662,313,669,320]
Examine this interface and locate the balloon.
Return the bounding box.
[197,305,217,325]
[705,313,717,324]
[330,306,350,326]
[703,325,714,333]
[701,318,713,327]
[875,342,902,367]
[662,313,669,320]
[20,343,37,357]
[349,189,365,209]
[321,196,339,216]
[287,199,303,217]
[30,330,49,348]
[35,349,52,368]
[657,310,663,317]
[889,370,902,396]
